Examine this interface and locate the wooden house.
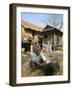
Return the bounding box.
[21,20,63,52]
[21,20,43,52]
[42,25,63,50]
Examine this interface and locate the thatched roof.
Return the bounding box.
[21,20,43,32]
[22,20,62,33]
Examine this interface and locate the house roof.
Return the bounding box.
[43,25,54,31]
[21,20,63,34]
[21,20,43,32]
[43,25,63,33]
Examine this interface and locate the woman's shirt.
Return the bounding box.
[31,53,47,63]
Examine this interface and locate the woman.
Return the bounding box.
[29,45,48,69]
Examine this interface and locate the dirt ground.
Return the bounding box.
[21,50,63,77]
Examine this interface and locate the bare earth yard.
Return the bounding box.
[21,50,63,77]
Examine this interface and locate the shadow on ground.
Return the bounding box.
[21,50,63,77]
